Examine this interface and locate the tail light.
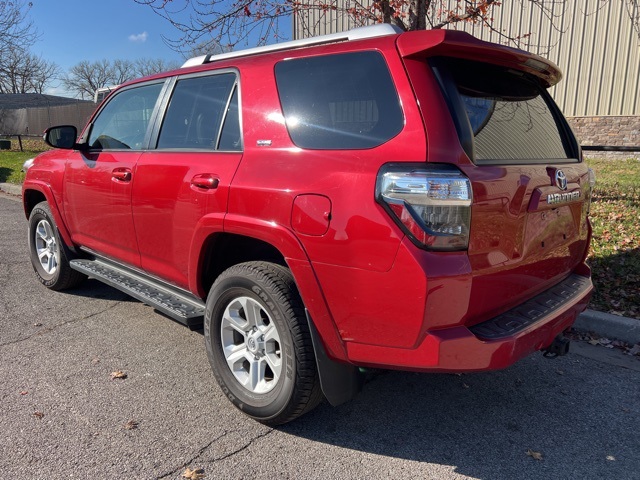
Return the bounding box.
[586,167,596,214]
[376,164,472,251]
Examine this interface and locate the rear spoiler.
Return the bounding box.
[396,30,561,88]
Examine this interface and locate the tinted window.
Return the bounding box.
[275,51,403,149]
[440,58,569,162]
[157,73,237,150]
[88,83,163,150]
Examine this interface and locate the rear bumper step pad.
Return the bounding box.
[469,274,592,340]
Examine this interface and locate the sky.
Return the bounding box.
[26,0,291,96]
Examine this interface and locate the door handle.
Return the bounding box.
[191,174,220,190]
[112,168,132,182]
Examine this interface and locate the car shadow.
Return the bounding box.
[0,167,11,183]
[64,278,133,302]
[277,355,635,478]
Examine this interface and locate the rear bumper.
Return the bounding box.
[345,274,592,372]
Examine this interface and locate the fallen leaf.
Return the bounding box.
[526,449,543,461]
[124,420,139,430]
[556,369,564,375]
[588,339,599,346]
[627,344,640,356]
[462,383,470,389]
[182,467,205,479]
[110,370,127,380]
[32,411,44,419]
[19,391,28,395]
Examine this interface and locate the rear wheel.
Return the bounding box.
[28,201,86,291]
[205,261,322,425]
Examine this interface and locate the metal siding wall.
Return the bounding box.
[295,0,640,116]
[433,0,640,117]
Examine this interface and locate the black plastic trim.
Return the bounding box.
[70,258,205,328]
[469,274,592,340]
[306,310,362,406]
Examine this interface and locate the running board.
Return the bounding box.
[70,259,205,328]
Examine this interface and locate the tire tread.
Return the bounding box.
[209,261,323,425]
[29,201,86,291]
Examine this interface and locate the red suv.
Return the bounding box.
[22,24,594,425]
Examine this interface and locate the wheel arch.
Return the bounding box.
[23,182,74,250]
[190,214,348,362]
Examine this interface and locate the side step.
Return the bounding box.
[70,258,205,328]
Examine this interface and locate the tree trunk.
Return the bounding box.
[417,0,428,30]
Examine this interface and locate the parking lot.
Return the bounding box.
[1,193,638,479]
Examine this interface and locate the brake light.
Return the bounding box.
[376,164,472,251]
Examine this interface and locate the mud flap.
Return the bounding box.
[306,310,362,406]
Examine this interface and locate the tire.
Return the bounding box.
[205,261,323,425]
[28,201,86,291]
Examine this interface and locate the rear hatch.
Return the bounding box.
[397,31,592,325]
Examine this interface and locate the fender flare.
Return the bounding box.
[189,213,349,362]
[22,181,74,250]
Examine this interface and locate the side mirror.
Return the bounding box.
[44,125,78,149]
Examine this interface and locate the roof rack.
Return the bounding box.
[181,24,403,68]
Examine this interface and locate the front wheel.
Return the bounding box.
[205,262,322,425]
[28,201,86,291]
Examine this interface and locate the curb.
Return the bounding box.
[0,182,22,196]
[0,182,638,344]
[575,310,640,345]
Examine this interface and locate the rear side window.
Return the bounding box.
[275,51,403,149]
[434,58,573,163]
[157,73,239,150]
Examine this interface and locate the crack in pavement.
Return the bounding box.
[155,428,274,479]
[0,301,124,348]
[156,430,232,479]
[212,429,274,463]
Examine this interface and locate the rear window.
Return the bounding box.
[275,51,403,150]
[157,73,238,150]
[434,58,573,164]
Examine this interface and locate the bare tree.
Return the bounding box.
[133,57,181,77]
[184,41,229,59]
[131,0,540,50]
[63,60,115,100]
[112,59,136,85]
[625,0,640,39]
[0,0,38,58]
[133,0,640,51]
[63,58,181,99]
[0,49,59,94]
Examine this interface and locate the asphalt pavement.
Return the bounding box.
[1,192,639,479]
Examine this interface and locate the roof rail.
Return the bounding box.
[181,24,403,68]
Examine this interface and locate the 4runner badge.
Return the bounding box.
[547,190,581,205]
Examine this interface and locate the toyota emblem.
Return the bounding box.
[555,170,567,190]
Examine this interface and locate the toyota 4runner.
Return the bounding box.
[23,24,594,425]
